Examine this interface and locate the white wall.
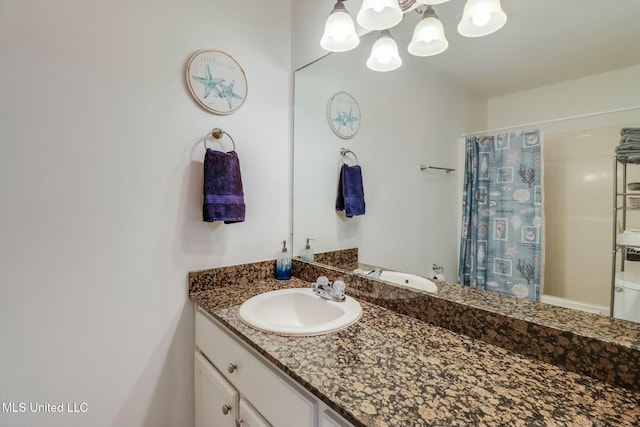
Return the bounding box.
[0,1,291,426]
[487,65,640,306]
[294,34,486,278]
[488,64,640,128]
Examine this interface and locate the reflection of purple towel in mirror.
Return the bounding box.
[203,149,245,223]
[336,164,365,217]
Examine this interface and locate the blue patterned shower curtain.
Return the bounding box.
[458,130,543,301]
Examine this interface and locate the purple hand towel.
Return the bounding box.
[203,149,245,223]
[336,163,365,217]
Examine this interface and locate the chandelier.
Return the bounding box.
[320,0,507,72]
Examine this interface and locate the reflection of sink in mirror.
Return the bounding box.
[379,271,438,293]
[238,288,362,336]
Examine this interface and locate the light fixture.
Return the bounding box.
[320,0,360,52]
[457,0,507,38]
[357,0,403,30]
[366,30,402,72]
[320,0,508,71]
[415,0,450,4]
[407,6,448,57]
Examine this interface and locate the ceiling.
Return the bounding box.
[296,0,640,98]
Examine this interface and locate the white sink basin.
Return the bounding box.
[379,271,438,293]
[238,288,362,336]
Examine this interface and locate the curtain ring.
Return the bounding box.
[203,128,236,152]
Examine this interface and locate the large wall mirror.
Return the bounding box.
[292,0,640,320]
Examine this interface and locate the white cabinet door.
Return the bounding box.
[319,405,355,427]
[237,398,272,427]
[196,310,316,427]
[195,352,238,427]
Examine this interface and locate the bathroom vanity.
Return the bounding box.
[195,304,351,427]
[190,261,640,426]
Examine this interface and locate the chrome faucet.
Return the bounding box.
[432,264,444,275]
[352,268,382,277]
[311,276,346,302]
[366,268,382,278]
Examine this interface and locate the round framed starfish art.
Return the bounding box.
[326,91,360,139]
[186,50,248,115]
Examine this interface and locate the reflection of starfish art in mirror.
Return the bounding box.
[186,50,247,115]
[327,92,360,139]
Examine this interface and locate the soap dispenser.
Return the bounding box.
[300,238,315,262]
[275,240,292,280]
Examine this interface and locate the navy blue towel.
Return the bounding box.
[203,149,245,223]
[336,164,365,217]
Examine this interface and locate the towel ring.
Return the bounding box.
[203,128,236,152]
[339,148,359,165]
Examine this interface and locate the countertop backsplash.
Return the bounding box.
[190,258,640,391]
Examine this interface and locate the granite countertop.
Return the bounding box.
[191,278,640,427]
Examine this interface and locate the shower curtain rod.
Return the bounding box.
[461,105,640,137]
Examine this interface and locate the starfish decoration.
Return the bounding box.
[217,80,244,109]
[191,64,224,99]
[505,245,518,257]
[333,107,359,131]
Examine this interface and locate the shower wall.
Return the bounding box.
[543,128,617,306]
[487,64,640,307]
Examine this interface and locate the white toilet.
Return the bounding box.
[614,271,640,322]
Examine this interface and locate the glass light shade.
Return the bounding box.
[357,0,403,30]
[415,0,450,4]
[408,8,448,56]
[458,0,507,37]
[320,5,360,52]
[366,30,402,72]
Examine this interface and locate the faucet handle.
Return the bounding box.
[316,276,330,287]
[331,280,346,297]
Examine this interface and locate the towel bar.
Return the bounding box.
[203,127,236,152]
[420,165,455,173]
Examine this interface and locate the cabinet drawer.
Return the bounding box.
[196,310,315,427]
